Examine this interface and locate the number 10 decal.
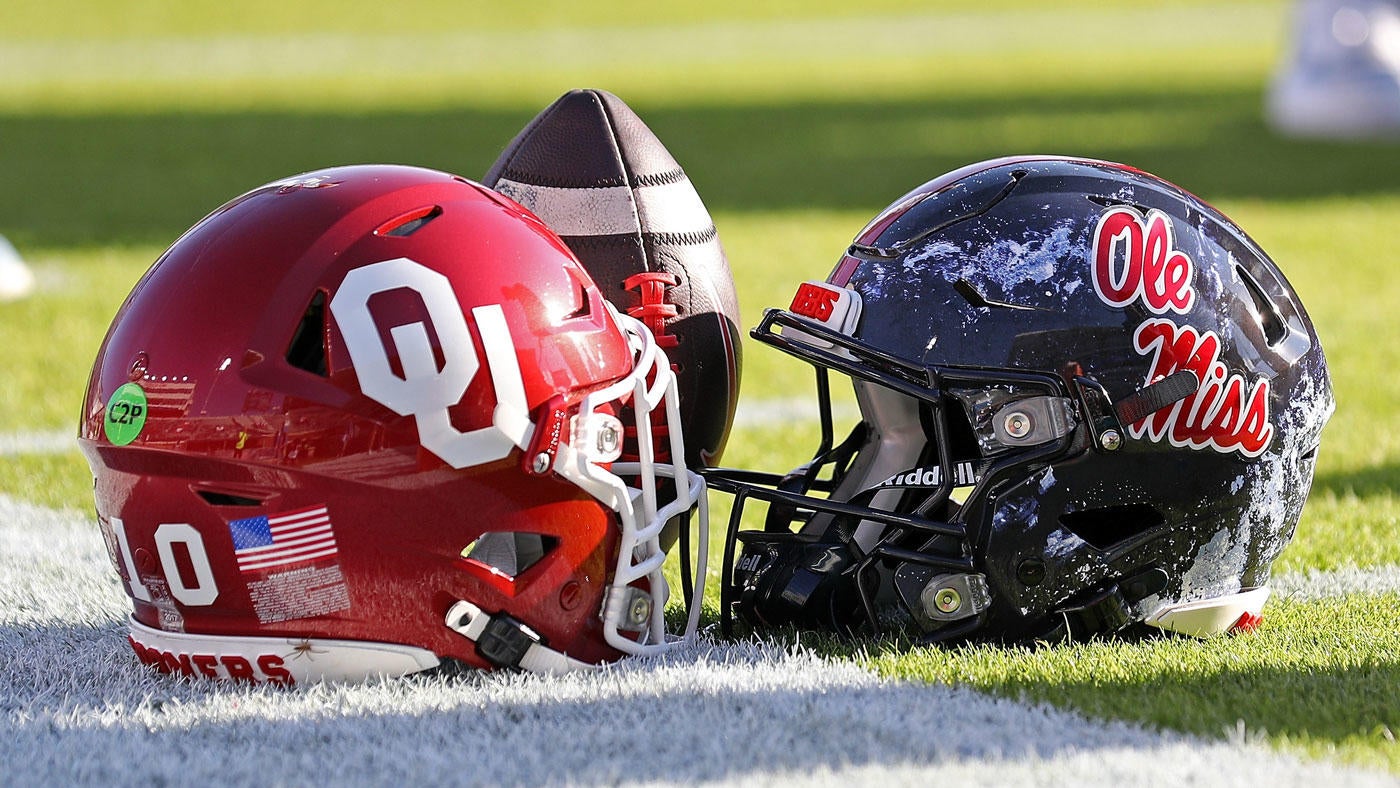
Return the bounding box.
[330,257,531,469]
[110,518,219,606]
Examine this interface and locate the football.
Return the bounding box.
[483,88,741,467]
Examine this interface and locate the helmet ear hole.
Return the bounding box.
[285,290,329,376]
[461,532,558,579]
[1059,504,1165,551]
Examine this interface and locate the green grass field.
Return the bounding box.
[2,0,1397,775]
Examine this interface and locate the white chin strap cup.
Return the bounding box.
[1144,586,1271,637]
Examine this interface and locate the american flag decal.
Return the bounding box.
[227,505,338,572]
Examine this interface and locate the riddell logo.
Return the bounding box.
[877,462,978,488]
[129,636,294,685]
[1089,205,1274,457]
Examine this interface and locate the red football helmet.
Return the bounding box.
[78,165,707,682]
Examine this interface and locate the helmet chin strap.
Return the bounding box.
[1041,566,1170,641]
[1113,369,1201,425]
[445,601,601,674]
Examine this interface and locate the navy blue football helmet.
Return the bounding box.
[708,157,1333,643]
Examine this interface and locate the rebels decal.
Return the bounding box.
[791,281,842,322]
[786,280,863,341]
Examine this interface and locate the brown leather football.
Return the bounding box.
[484,88,741,466]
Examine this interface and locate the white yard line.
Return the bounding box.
[0,494,1394,786]
[4,637,1392,787]
[1274,564,1400,601]
[0,429,74,456]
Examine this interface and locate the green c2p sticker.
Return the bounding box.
[104,382,148,446]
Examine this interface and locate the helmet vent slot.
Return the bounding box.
[462,532,557,579]
[376,205,442,237]
[1085,194,1152,215]
[197,490,264,507]
[564,275,592,320]
[1235,264,1287,347]
[285,290,329,376]
[1059,504,1164,551]
[954,279,1038,311]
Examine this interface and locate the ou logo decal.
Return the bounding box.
[329,257,531,469]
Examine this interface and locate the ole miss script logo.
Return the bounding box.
[1090,206,1273,457]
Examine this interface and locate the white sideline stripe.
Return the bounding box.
[0,234,36,301]
[2,641,1393,788]
[1273,565,1400,601]
[0,429,74,456]
[0,494,1394,786]
[495,178,716,238]
[0,5,1278,84]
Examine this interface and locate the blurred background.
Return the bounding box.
[1,0,1397,575]
[5,0,1397,248]
[6,4,1400,770]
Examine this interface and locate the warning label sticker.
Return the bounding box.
[247,563,351,624]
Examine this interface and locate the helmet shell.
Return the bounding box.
[828,157,1334,637]
[80,165,642,671]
